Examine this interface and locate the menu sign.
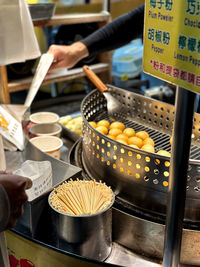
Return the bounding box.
[143,0,200,93]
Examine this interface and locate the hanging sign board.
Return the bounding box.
[143,0,200,94]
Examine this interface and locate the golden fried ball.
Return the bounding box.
[157,150,171,157]
[143,137,155,147]
[123,128,135,137]
[89,121,97,128]
[110,121,125,131]
[116,134,129,143]
[108,128,122,137]
[97,120,110,129]
[170,137,173,146]
[135,131,149,140]
[96,126,108,135]
[107,134,116,140]
[117,139,128,145]
[128,136,143,148]
[129,144,139,149]
[141,144,155,153]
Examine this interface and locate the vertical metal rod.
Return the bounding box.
[162,87,196,267]
[102,0,110,12]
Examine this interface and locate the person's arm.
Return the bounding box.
[81,4,144,56]
[0,185,9,232]
[47,4,144,70]
[0,172,32,231]
[48,41,89,70]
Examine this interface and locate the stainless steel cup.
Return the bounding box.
[48,190,114,261]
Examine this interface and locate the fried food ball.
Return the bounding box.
[97,120,110,129]
[135,131,149,140]
[117,139,128,145]
[110,121,125,131]
[157,150,171,157]
[59,115,72,125]
[141,144,155,153]
[129,144,139,149]
[61,116,83,135]
[116,134,129,143]
[143,137,155,147]
[123,128,135,137]
[96,126,108,135]
[128,136,143,148]
[108,128,123,137]
[107,134,116,140]
[170,137,173,146]
[89,121,97,128]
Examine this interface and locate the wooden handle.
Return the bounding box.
[83,65,108,93]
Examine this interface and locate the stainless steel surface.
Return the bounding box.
[106,243,161,267]
[69,139,200,266]
[6,139,82,237]
[5,120,200,266]
[83,65,127,121]
[23,140,81,186]
[163,87,196,267]
[80,86,200,222]
[49,190,114,261]
[112,207,200,266]
[103,89,127,121]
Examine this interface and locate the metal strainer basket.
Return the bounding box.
[81,85,200,223]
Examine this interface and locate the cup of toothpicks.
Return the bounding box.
[49,179,114,216]
[48,178,114,260]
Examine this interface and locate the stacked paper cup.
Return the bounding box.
[29,112,63,159]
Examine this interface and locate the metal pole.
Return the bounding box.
[162,87,196,267]
[102,0,110,12]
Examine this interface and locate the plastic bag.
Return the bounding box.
[14,160,52,201]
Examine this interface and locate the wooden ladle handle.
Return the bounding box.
[83,65,108,93]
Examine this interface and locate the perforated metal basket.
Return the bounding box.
[81,85,200,223]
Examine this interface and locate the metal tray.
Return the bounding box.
[60,111,82,142]
[15,141,81,238]
[28,3,56,21]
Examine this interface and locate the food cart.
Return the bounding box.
[3,0,200,266]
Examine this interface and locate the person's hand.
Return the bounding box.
[47,41,89,71]
[0,171,32,229]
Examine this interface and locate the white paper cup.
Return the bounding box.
[29,123,62,137]
[30,136,63,159]
[30,112,59,124]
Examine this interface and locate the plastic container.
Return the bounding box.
[112,38,143,87]
[141,71,165,88]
